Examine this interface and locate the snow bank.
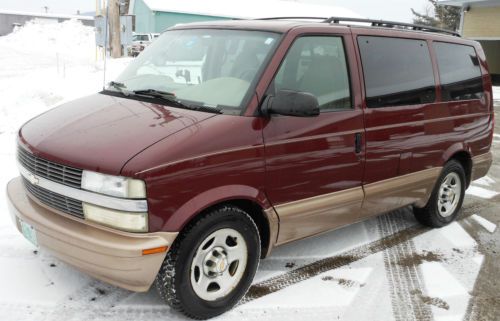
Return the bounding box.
[1,19,95,63]
[0,19,130,138]
[0,19,131,228]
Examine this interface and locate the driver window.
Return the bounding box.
[273,36,352,111]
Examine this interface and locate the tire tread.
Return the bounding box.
[155,205,260,320]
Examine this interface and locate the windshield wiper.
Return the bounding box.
[131,88,177,98]
[109,81,127,91]
[126,88,222,114]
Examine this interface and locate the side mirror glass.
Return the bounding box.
[263,90,320,117]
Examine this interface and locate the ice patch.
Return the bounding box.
[439,222,477,248]
[471,214,497,233]
[472,175,495,187]
[466,185,499,199]
[472,255,484,266]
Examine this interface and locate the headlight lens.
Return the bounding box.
[83,203,148,232]
[81,171,146,199]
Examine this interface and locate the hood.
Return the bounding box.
[19,93,215,175]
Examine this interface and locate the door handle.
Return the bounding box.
[355,132,362,154]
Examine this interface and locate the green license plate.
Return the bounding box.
[20,219,38,247]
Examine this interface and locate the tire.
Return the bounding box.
[413,159,466,227]
[155,205,261,319]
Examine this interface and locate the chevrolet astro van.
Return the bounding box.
[7,17,494,319]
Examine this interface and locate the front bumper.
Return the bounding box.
[6,177,178,292]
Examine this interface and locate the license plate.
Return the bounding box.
[20,219,38,247]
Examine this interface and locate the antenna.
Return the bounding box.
[102,0,110,90]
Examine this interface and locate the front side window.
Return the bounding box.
[358,36,436,108]
[112,29,280,114]
[434,42,483,101]
[270,36,352,111]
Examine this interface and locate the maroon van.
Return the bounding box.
[7,17,494,319]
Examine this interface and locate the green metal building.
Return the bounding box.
[130,0,230,33]
[129,0,359,33]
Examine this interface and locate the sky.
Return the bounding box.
[0,0,432,22]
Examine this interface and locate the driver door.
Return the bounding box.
[262,35,365,245]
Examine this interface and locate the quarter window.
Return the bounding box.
[271,36,352,111]
[358,36,436,108]
[433,42,483,101]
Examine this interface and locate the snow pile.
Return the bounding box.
[0,19,130,141]
[1,19,95,63]
[0,19,131,229]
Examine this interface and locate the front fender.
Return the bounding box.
[162,184,272,232]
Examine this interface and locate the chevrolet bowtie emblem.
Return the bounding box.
[27,172,39,186]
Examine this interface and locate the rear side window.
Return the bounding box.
[358,36,436,108]
[433,42,483,101]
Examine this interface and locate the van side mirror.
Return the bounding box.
[263,90,320,117]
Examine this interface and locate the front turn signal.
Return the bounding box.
[142,246,168,255]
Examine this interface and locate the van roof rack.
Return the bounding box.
[324,16,460,37]
[256,16,460,37]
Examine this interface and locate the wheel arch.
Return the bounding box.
[163,185,279,259]
[443,146,472,187]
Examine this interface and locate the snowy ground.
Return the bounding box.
[1,21,499,321]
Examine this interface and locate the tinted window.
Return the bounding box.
[358,36,436,108]
[272,36,351,111]
[434,42,483,101]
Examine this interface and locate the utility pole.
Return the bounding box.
[108,0,122,58]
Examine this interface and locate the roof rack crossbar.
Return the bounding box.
[324,16,460,37]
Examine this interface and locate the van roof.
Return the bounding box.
[170,16,460,38]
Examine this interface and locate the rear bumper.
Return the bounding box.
[471,151,493,181]
[6,177,178,292]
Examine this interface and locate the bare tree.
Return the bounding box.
[412,0,461,31]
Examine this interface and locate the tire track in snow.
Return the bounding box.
[377,212,433,321]
[240,212,431,304]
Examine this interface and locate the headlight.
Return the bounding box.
[81,171,146,198]
[83,203,148,232]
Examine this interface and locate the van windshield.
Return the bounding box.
[112,29,280,114]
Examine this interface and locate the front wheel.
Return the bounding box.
[413,159,466,227]
[155,206,260,319]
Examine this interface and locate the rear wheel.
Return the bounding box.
[155,205,260,319]
[413,160,466,227]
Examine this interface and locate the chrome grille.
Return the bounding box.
[17,147,82,189]
[22,177,84,218]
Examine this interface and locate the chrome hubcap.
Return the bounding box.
[437,172,461,217]
[190,228,248,301]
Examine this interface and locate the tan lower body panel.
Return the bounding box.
[263,207,280,257]
[471,151,493,181]
[361,167,442,217]
[275,187,364,245]
[7,177,178,292]
[274,167,441,246]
